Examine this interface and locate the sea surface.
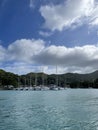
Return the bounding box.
[0,89,98,130]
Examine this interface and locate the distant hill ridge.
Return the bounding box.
[0,69,98,88]
[0,69,98,80]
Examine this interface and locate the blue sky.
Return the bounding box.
[0,0,98,74]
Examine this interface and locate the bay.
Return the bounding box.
[0,89,98,130]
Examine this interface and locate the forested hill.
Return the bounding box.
[0,69,98,89]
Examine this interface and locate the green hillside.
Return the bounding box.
[0,69,98,89]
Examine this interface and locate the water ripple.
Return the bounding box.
[0,90,98,130]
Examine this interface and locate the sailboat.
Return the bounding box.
[52,65,64,90]
[28,75,34,90]
[41,66,50,90]
[33,72,41,90]
[15,76,24,90]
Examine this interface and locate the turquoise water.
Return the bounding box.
[0,89,98,130]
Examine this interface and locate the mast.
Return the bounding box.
[24,77,26,87]
[35,73,37,86]
[29,75,32,86]
[56,65,58,87]
[18,76,20,88]
[42,66,44,86]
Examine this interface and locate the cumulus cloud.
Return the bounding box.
[34,45,98,66]
[7,39,45,63]
[33,44,98,73]
[0,38,98,74]
[40,0,98,31]
[90,18,98,25]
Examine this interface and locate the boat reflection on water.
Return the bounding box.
[13,85,66,91]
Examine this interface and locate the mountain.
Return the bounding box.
[0,69,98,89]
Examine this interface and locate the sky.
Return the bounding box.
[0,0,98,74]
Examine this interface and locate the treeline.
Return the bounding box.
[0,69,98,89]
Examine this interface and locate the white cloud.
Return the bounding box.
[0,45,6,62]
[40,0,98,31]
[29,0,35,9]
[90,18,98,25]
[1,62,41,75]
[39,31,52,37]
[34,44,98,73]
[7,39,45,63]
[0,38,98,74]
